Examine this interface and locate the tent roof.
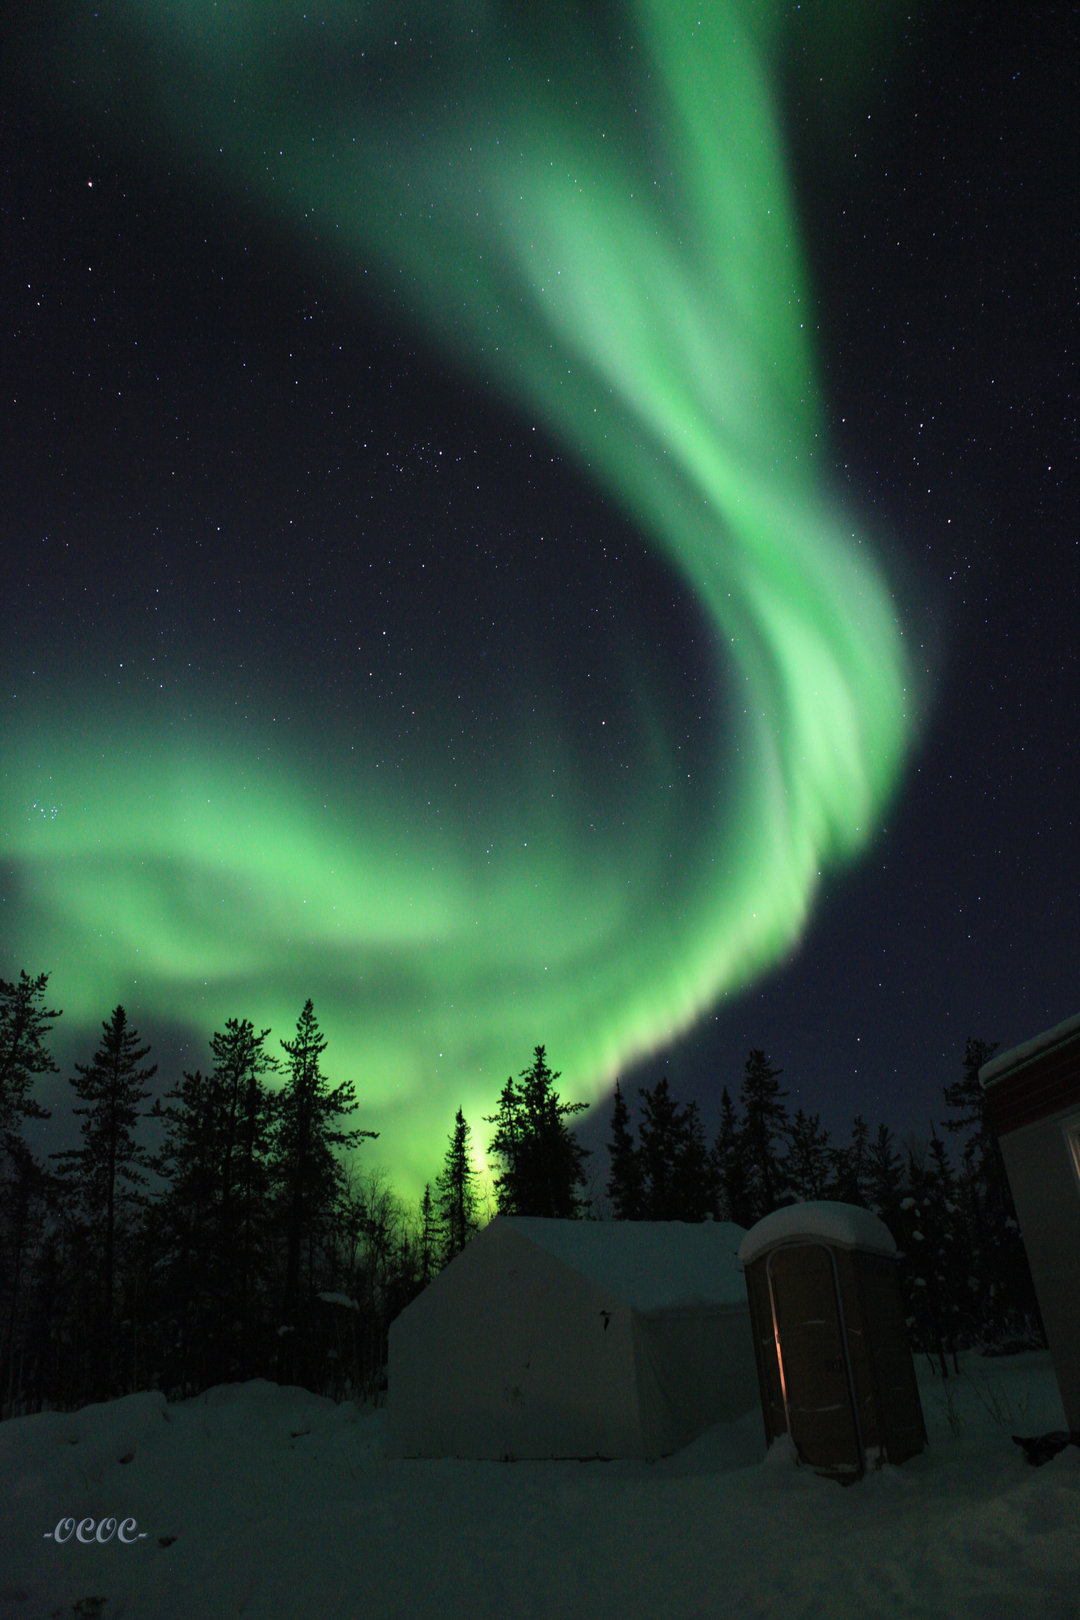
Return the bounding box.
[738,1201,897,1266]
[500,1217,748,1310]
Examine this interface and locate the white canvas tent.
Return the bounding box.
[386,1217,757,1460]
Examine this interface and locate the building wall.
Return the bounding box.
[984,1026,1080,1136]
[998,1107,1080,1430]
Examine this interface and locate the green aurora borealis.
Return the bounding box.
[5,2,917,1197]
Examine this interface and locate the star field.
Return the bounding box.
[2,3,1076,1196]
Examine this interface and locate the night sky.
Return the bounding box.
[3,3,1076,1202]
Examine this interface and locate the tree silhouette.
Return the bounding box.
[0,970,61,1416]
[50,1006,155,1395]
[897,1133,963,1377]
[0,1138,53,1418]
[831,1114,871,1207]
[272,1000,376,1380]
[739,1050,789,1218]
[943,1037,1042,1344]
[486,1046,589,1217]
[147,1066,225,1393]
[147,1017,281,1390]
[417,1182,442,1285]
[711,1087,755,1226]
[866,1122,905,1234]
[0,971,59,1155]
[210,1021,279,1252]
[606,1080,645,1219]
[638,1078,683,1219]
[435,1109,481,1264]
[783,1108,833,1201]
[636,1078,714,1220]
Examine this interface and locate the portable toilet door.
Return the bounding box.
[750,1236,864,1476]
[740,1202,926,1479]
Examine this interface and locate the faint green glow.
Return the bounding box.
[7,2,916,1198]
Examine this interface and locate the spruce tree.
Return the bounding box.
[711,1087,754,1227]
[24,1186,99,1409]
[486,1072,524,1214]
[675,1100,715,1222]
[272,1001,376,1380]
[11,1193,69,1411]
[486,1046,589,1217]
[739,1050,789,1218]
[147,1067,225,1393]
[148,1067,224,1238]
[0,1139,53,1418]
[866,1122,905,1236]
[637,1078,684,1219]
[335,1163,410,1395]
[0,971,59,1154]
[0,971,59,1415]
[209,1019,279,1244]
[896,1134,960,1377]
[831,1114,871,1207]
[209,1018,279,1373]
[49,1006,155,1396]
[435,1109,480,1263]
[417,1182,442,1284]
[943,1037,1042,1346]
[942,1038,999,1135]
[926,1128,969,1361]
[612,1077,715,1222]
[606,1081,644,1219]
[783,1108,833,1201]
[148,1017,280,1389]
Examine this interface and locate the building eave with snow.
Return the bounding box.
[386,1217,758,1461]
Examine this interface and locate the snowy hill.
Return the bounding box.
[0,1352,1076,1619]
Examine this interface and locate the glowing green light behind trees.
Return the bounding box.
[6,2,917,1197]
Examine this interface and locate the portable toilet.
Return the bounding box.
[979,1012,1080,1432]
[740,1201,926,1478]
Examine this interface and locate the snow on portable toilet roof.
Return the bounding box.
[738,1201,897,1268]
[501,1217,748,1311]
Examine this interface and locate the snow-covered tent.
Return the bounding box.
[387,1217,758,1460]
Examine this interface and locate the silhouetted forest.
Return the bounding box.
[0,970,1043,1421]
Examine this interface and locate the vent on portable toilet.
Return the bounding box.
[739,1201,926,1480]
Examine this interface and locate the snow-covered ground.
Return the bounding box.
[1,1351,1076,1619]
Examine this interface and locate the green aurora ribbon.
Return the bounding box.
[5,1,916,1196]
